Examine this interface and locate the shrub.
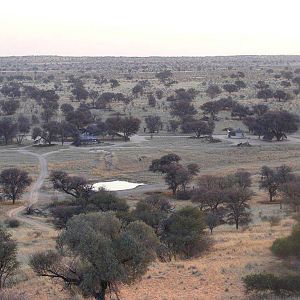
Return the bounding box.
[243,273,300,295]
[162,207,210,259]
[5,219,20,228]
[271,224,300,258]
[51,205,83,229]
[176,190,192,200]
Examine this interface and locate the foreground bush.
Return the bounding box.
[30,212,159,300]
[0,228,19,288]
[161,206,210,258]
[5,219,20,228]
[271,224,300,258]
[243,273,300,295]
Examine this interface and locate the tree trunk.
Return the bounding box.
[269,192,273,202]
[94,282,107,300]
[235,219,239,230]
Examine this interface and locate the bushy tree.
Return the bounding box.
[257,89,273,101]
[16,115,30,145]
[181,119,214,138]
[259,165,293,202]
[119,116,141,141]
[0,118,17,145]
[250,111,299,141]
[133,195,172,233]
[149,153,181,173]
[0,169,32,204]
[201,101,221,118]
[223,84,239,94]
[161,207,209,258]
[205,84,222,99]
[0,228,19,288]
[30,213,159,300]
[50,171,93,200]
[225,187,252,229]
[170,101,197,120]
[145,115,162,138]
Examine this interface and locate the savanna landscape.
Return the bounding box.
[0,55,300,300]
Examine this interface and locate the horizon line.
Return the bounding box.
[1,54,300,59]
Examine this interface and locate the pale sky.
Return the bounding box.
[0,0,299,56]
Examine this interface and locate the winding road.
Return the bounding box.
[3,148,69,231]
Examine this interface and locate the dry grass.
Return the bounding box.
[120,216,296,300]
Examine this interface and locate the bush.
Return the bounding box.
[271,224,300,258]
[243,273,300,295]
[5,219,20,228]
[176,190,192,200]
[51,205,83,229]
[162,206,210,259]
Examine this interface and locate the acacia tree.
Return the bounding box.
[57,121,78,145]
[164,162,199,196]
[0,117,18,145]
[181,119,214,139]
[16,115,30,145]
[89,90,99,108]
[71,81,89,101]
[145,115,162,138]
[201,101,220,119]
[231,103,251,120]
[225,187,252,229]
[257,89,273,101]
[65,105,93,129]
[155,70,173,85]
[0,168,32,204]
[60,103,74,116]
[205,84,222,99]
[261,111,299,141]
[30,212,159,300]
[273,90,289,102]
[223,84,239,94]
[149,154,198,196]
[32,121,60,145]
[170,101,197,120]
[149,153,181,173]
[50,170,93,200]
[119,117,141,141]
[259,165,293,202]
[0,228,19,288]
[245,111,299,141]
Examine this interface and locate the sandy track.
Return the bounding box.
[4,148,69,231]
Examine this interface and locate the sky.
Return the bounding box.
[0,0,299,57]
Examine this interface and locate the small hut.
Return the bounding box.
[73,133,99,146]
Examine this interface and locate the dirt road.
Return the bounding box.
[3,148,69,231]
